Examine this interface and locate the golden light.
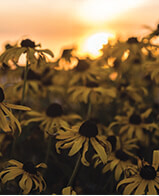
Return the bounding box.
[81,32,115,58]
[78,0,146,24]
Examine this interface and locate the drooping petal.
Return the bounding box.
[81,138,90,166]
[23,176,33,194]
[32,177,40,191]
[134,179,147,195]
[102,163,110,173]
[19,173,28,190]
[22,117,44,126]
[0,108,11,132]
[68,136,85,156]
[2,169,23,183]
[110,159,120,171]
[1,104,22,134]
[90,137,108,164]
[123,181,140,195]
[55,141,66,154]
[117,176,137,190]
[115,164,123,181]
[147,180,157,195]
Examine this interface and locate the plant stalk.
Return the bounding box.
[67,153,81,187]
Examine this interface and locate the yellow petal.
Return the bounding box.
[27,111,43,116]
[19,173,28,190]
[32,177,40,191]
[36,49,54,57]
[36,163,47,168]
[1,104,22,134]
[0,108,11,132]
[2,169,23,183]
[62,186,76,195]
[147,180,157,195]
[22,117,44,126]
[153,150,159,166]
[14,47,26,63]
[56,141,66,154]
[90,137,108,164]
[23,176,33,194]
[81,138,90,166]
[5,103,31,111]
[134,179,147,195]
[116,177,137,190]
[8,159,23,167]
[123,181,140,195]
[115,164,123,181]
[68,136,85,156]
[102,164,110,173]
[60,140,75,149]
[110,159,119,171]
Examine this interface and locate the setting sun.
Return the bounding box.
[80,32,115,58]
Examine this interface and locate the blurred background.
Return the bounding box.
[0,0,159,58]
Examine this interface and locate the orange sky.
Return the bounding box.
[0,0,159,58]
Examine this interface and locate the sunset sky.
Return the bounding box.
[0,0,159,58]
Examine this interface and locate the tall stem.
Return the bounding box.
[11,61,29,158]
[67,153,81,187]
[44,137,52,164]
[87,101,92,119]
[21,60,29,105]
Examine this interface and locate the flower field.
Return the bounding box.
[0,25,159,194]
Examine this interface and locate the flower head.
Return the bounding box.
[22,102,81,138]
[0,38,54,69]
[109,107,158,145]
[117,158,159,195]
[68,80,116,104]
[69,59,100,85]
[56,120,112,166]
[0,159,47,194]
[93,136,138,181]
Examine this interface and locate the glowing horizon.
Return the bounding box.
[0,0,158,59]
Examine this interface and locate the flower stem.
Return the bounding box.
[67,153,81,187]
[21,60,29,105]
[87,101,92,119]
[11,60,29,158]
[44,137,52,164]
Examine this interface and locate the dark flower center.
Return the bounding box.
[115,149,129,161]
[113,59,121,68]
[86,81,99,88]
[140,165,156,180]
[133,58,141,64]
[75,60,90,72]
[46,103,63,117]
[129,114,142,125]
[20,39,36,48]
[79,120,98,137]
[107,136,117,151]
[2,63,9,70]
[5,43,13,50]
[127,37,139,44]
[0,88,5,102]
[21,69,41,80]
[23,162,37,174]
